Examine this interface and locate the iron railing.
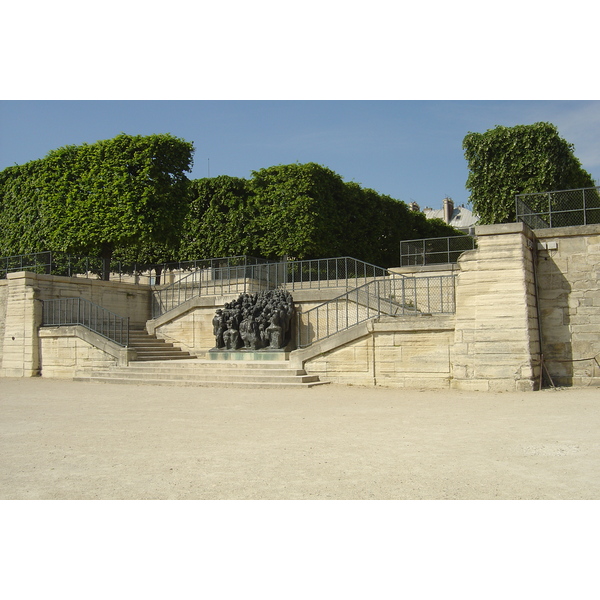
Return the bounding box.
[152,256,390,318]
[1,251,52,278]
[400,236,476,266]
[0,252,271,282]
[516,187,600,229]
[0,251,141,280]
[41,297,130,347]
[296,274,456,348]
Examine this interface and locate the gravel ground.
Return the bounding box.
[1,377,599,500]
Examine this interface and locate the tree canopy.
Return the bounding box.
[179,175,255,260]
[0,133,194,278]
[2,142,460,273]
[180,163,459,267]
[463,122,595,224]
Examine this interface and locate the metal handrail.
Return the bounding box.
[400,236,476,266]
[151,256,392,318]
[296,273,456,348]
[41,297,130,347]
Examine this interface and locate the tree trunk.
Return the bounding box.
[100,244,113,281]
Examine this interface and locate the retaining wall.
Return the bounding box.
[1,222,599,389]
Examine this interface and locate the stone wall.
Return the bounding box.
[38,326,131,379]
[1,271,150,378]
[32,273,152,328]
[535,224,600,386]
[451,223,540,392]
[298,316,454,388]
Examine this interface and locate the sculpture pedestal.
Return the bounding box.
[208,349,290,361]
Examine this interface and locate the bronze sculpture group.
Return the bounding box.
[212,289,295,351]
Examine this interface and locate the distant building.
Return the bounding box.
[420,197,479,235]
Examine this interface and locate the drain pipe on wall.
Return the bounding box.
[529,237,555,389]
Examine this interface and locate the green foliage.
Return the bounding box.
[181,163,461,268]
[344,182,412,266]
[179,176,255,259]
[248,163,349,260]
[463,122,595,224]
[0,133,194,275]
[0,160,49,255]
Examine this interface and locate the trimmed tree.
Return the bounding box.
[463,122,595,224]
[179,176,256,259]
[248,163,349,260]
[0,133,194,279]
[179,163,463,268]
[0,160,50,256]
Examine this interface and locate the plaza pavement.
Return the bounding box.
[1,377,599,500]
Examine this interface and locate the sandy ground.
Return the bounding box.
[1,377,599,500]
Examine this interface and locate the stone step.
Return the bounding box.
[123,359,298,371]
[126,330,195,361]
[131,348,194,356]
[77,372,320,384]
[131,354,196,361]
[73,375,327,388]
[74,358,328,388]
[109,365,309,377]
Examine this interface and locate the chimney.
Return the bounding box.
[442,197,454,224]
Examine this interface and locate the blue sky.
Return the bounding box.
[1,100,599,211]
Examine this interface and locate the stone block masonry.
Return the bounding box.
[451,223,541,392]
[535,224,600,387]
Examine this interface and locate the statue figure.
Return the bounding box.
[266,312,284,349]
[240,313,262,350]
[223,319,241,350]
[212,309,226,349]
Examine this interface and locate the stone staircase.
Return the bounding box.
[74,358,328,388]
[127,329,195,361]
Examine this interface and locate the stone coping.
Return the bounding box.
[534,223,600,238]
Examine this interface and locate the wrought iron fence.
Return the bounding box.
[152,256,390,319]
[0,251,143,280]
[1,251,52,278]
[400,236,476,266]
[0,251,273,282]
[516,187,600,229]
[41,297,130,347]
[297,274,456,348]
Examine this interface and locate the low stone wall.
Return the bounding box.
[38,326,134,379]
[1,271,150,377]
[33,272,152,328]
[296,316,454,388]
